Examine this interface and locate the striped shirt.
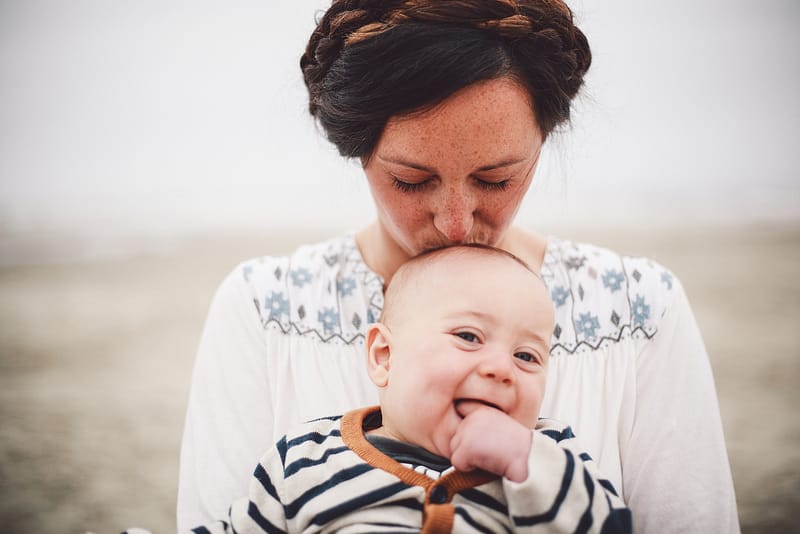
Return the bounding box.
[189,406,631,533]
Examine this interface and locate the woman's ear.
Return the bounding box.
[366,323,391,388]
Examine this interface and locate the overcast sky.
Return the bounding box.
[1,0,798,239]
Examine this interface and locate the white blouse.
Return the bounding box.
[177,234,739,533]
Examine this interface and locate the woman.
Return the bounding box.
[178,1,739,532]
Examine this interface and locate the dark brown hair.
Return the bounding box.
[301,0,591,158]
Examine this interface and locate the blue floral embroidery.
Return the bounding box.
[290,268,313,288]
[337,276,357,297]
[318,307,340,335]
[660,271,674,290]
[631,294,651,327]
[601,269,625,292]
[551,286,570,308]
[576,312,601,341]
[265,291,289,321]
[564,256,586,271]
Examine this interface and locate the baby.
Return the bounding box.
[188,244,631,533]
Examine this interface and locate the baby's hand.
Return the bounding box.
[449,401,532,482]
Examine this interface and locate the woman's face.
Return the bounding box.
[363,77,543,262]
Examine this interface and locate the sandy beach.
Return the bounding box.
[0,222,798,533]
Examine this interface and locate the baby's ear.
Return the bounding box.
[366,323,391,388]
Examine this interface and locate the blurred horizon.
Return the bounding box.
[1,4,799,532]
[1,0,799,262]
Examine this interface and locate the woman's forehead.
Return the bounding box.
[375,78,542,159]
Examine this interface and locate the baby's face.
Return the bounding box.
[367,251,554,459]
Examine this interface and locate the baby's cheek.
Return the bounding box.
[517,402,542,429]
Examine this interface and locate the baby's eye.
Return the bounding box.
[514,351,539,364]
[454,332,479,343]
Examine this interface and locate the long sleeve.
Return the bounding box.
[177,236,384,531]
[503,423,631,533]
[621,281,740,533]
[185,441,289,534]
[178,266,276,531]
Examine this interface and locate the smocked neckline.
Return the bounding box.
[344,232,559,289]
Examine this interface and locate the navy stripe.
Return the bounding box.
[286,429,342,450]
[600,508,633,534]
[575,465,596,534]
[460,488,508,516]
[369,523,419,534]
[390,497,424,511]
[285,463,373,518]
[541,426,575,442]
[311,481,412,525]
[579,452,593,462]
[247,500,286,534]
[190,527,211,534]
[227,504,238,534]
[369,521,419,530]
[285,446,350,478]
[513,448,575,526]
[599,478,619,497]
[277,436,288,466]
[305,414,343,424]
[456,507,510,534]
[361,528,418,533]
[253,463,281,503]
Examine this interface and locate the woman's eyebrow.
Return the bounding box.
[477,146,543,172]
[377,155,530,172]
[376,155,433,172]
[474,158,529,172]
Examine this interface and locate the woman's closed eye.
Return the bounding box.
[474,178,510,191]
[391,174,512,193]
[391,176,432,193]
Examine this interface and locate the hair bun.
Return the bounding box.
[301,0,592,156]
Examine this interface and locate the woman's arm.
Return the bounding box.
[183,439,289,534]
[177,265,275,531]
[622,281,740,533]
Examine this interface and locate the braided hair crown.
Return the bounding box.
[301,0,591,158]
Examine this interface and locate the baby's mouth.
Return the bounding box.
[454,398,503,418]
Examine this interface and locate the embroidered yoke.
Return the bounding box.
[179,234,739,533]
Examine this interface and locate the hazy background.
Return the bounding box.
[1,0,798,256]
[0,1,798,533]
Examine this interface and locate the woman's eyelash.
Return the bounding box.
[391,178,429,193]
[476,179,510,191]
[391,176,510,193]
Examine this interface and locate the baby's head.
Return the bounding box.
[366,244,555,458]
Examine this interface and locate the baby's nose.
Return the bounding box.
[478,355,515,385]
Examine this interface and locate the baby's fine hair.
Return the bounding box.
[380,244,539,324]
[301,0,591,158]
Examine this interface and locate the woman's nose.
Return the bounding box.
[432,186,475,243]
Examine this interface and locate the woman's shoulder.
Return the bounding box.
[542,236,682,356]
[233,233,360,275]
[219,234,384,345]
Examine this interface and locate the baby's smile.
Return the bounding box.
[454,398,504,418]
